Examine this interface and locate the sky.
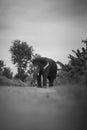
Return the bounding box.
[0,0,87,73]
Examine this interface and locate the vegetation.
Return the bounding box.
[0,60,5,73]
[9,40,41,82]
[3,67,13,79]
[1,38,87,86]
[9,40,34,81]
[0,60,13,79]
[57,43,87,85]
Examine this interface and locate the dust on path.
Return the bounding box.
[0,85,87,130]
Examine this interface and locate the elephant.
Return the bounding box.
[31,57,57,87]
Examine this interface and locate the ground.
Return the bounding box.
[0,85,87,130]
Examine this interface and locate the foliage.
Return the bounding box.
[9,40,34,81]
[0,75,27,86]
[3,67,13,79]
[33,54,41,59]
[9,40,33,70]
[0,60,13,79]
[14,69,28,82]
[27,54,41,75]
[57,46,87,85]
[68,47,87,80]
[27,61,34,75]
[0,60,5,72]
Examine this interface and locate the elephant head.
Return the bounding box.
[31,57,57,87]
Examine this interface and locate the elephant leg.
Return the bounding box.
[37,75,42,87]
[43,66,50,87]
[49,79,54,87]
[43,75,47,87]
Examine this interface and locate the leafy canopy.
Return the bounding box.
[9,40,33,69]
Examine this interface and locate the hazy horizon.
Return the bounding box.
[0,0,87,74]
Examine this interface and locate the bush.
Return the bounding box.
[2,67,13,79]
[57,46,87,85]
[14,70,28,82]
[0,75,27,87]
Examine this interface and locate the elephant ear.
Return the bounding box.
[43,62,49,70]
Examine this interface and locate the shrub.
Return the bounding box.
[3,67,13,79]
[57,46,87,85]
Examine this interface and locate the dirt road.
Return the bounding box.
[0,85,87,130]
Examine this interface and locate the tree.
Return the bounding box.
[14,69,28,82]
[58,45,87,84]
[0,60,5,75]
[0,60,5,72]
[3,67,13,79]
[9,40,34,81]
[33,54,41,59]
[10,40,33,69]
[0,59,13,79]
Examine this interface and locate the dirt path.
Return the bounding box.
[0,85,87,130]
